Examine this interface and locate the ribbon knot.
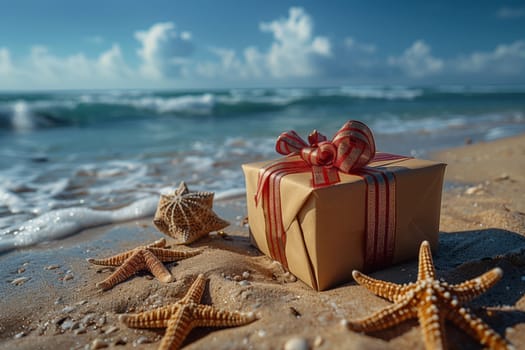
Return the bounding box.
[273,120,376,188]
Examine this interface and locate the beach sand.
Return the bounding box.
[1,135,524,350]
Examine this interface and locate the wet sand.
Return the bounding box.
[1,134,524,350]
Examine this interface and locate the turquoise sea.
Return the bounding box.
[1,86,524,252]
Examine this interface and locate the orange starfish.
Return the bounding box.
[347,241,513,350]
[87,238,201,290]
[119,274,257,350]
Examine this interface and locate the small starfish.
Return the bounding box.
[119,273,258,350]
[347,241,513,350]
[154,182,230,244]
[87,238,201,290]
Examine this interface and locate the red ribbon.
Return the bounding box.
[255,120,404,271]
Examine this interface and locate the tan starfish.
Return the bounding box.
[87,238,201,290]
[347,240,513,350]
[119,273,258,350]
[154,182,229,244]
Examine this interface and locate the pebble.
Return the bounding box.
[60,318,76,331]
[10,276,30,286]
[76,300,88,306]
[44,264,60,270]
[96,315,107,327]
[17,267,26,274]
[339,319,349,328]
[90,338,108,349]
[61,306,75,314]
[238,280,251,287]
[133,336,152,345]
[242,271,250,279]
[258,329,267,337]
[104,326,119,335]
[233,275,242,282]
[465,185,483,195]
[74,327,87,335]
[63,273,74,281]
[313,335,323,347]
[284,337,309,350]
[114,337,127,345]
[283,272,297,282]
[81,313,96,326]
[14,331,26,339]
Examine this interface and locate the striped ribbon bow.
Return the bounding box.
[255,120,376,206]
[275,120,376,187]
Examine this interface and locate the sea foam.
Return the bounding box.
[0,188,246,254]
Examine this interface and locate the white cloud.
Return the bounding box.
[134,22,194,79]
[0,47,14,76]
[497,7,525,19]
[259,7,332,78]
[388,40,443,78]
[196,7,332,81]
[455,40,525,75]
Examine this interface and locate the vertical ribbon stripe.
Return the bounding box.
[357,167,397,270]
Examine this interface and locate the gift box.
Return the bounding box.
[242,121,446,291]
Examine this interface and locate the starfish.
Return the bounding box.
[347,241,513,350]
[119,273,258,350]
[87,238,201,290]
[154,182,230,244]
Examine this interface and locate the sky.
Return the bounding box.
[0,0,524,90]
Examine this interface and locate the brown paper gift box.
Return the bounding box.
[242,156,446,291]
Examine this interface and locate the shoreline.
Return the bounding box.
[1,134,525,349]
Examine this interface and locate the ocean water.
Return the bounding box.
[1,86,524,252]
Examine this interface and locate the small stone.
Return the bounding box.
[104,326,119,335]
[134,336,151,345]
[313,335,323,347]
[283,272,297,282]
[81,313,96,326]
[74,327,87,335]
[17,267,26,274]
[258,329,267,337]
[284,336,309,350]
[60,318,76,330]
[233,275,242,282]
[465,185,483,195]
[238,280,251,287]
[61,306,75,314]
[114,337,127,346]
[63,273,74,281]
[76,300,88,306]
[242,271,250,279]
[14,331,26,339]
[45,264,60,270]
[96,315,106,327]
[90,338,108,349]
[10,277,30,286]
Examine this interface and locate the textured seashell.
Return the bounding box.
[153,182,229,244]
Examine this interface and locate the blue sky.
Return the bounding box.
[0,0,524,90]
